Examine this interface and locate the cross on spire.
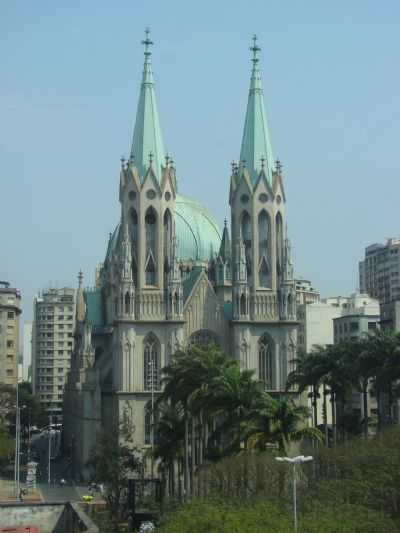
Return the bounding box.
[149,151,154,164]
[260,156,265,169]
[78,270,83,288]
[142,28,153,59]
[250,34,261,65]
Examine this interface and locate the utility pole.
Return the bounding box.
[48,414,52,485]
[14,379,19,497]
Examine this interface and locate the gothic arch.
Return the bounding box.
[163,209,172,272]
[276,211,283,279]
[240,211,252,276]
[145,206,158,285]
[258,210,271,287]
[143,332,160,391]
[189,329,219,348]
[258,333,275,389]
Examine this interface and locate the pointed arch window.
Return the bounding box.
[130,207,138,248]
[276,212,283,279]
[173,292,179,315]
[163,209,172,274]
[145,253,156,285]
[258,210,271,287]
[145,207,157,285]
[241,211,252,276]
[258,334,274,389]
[124,292,131,314]
[240,293,247,316]
[144,334,160,391]
[144,402,159,445]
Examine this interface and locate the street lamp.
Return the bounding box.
[275,455,313,533]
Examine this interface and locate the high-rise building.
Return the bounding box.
[22,322,33,382]
[32,288,75,423]
[0,281,22,386]
[359,239,400,304]
[63,33,299,478]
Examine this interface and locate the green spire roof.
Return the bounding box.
[239,35,274,184]
[218,220,231,262]
[130,30,166,181]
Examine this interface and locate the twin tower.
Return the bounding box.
[65,32,298,466]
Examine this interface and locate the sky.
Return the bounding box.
[1,1,399,324]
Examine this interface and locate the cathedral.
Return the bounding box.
[63,32,298,477]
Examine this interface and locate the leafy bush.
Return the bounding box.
[157,499,396,533]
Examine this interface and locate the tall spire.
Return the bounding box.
[130,29,166,181]
[239,35,274,184]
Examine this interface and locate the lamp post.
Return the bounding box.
[148,357,155,479]
[275,455,313,533]
[48,415,52,485]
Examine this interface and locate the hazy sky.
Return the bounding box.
[1,1,399,324]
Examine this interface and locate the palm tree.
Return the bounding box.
[248,396,323,455]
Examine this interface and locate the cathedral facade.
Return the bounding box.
[63,33,298,477]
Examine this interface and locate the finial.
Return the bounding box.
[260,156,265,170]
[165,154,170,167]
[250,34,261,65]
[129,154,135,166]
[231,160,236,173]
[120,156,125,168]
[224,218,227,228]
[241,159,246,168]
[142,28,153,59]
[78,270,83,288]
[148,151,154,165]
[276,158,282,176]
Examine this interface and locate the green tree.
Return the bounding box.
[87,413,142,520]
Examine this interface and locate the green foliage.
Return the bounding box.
[87,413,142,519]
[0,422,13,461]
[158,499,292,533]
[157,499,396,533]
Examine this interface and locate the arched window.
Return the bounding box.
[114,298,118,315]
[124,292,131,314]
[240,293,246,315]
[241,211,252,276]
[276,212,283,279]
[258,210,270,287]
[163,209,172,273]
[189,329,219,348]
[145,207,157,285]
[258,334,274,389]
[130,207,138,246]
[145,254,156,285]
[173,292,179,315]
[143,334,160,391]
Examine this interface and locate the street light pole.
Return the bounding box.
[14,374,19,497]
[48,415,52,485]
[149,357,155,479]
[275,455,313,533]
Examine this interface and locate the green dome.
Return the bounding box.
[106,194,221,264]
[176,194,221,262]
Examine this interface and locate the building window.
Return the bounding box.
[368,322,377,330]
[144,404,159,445]
[241,211,252,277]
[6,340,14,348]
[7,312,14,319]
[350,322,359,332]
[145,207,157,286]
[258,334,274,389]
[143,334,160,391]
[258,210,270,287]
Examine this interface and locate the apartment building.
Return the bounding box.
[359,238,400,304]
[32,288,75,423]
[295,278,320,306]
[0,281,22,386]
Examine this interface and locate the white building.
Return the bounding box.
[32,288,75,423]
